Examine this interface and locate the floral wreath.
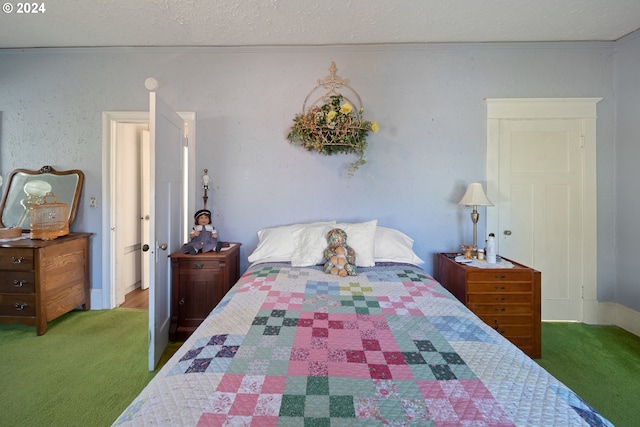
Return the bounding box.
[287,63,379,175]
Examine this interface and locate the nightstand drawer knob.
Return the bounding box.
[14,303,28,311]
[13,280,27,287]
[12,256,25,264]
[194,263,204,269]
[179,298,185,305]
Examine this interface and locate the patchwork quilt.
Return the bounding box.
[113,263,612,426]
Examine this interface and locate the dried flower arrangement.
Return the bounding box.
[287,63,379,175]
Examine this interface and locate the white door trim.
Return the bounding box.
[101,111,196,310]
[485,98,601,323]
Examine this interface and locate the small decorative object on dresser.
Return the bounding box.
[169,243,241,341]
[436,252,541,358]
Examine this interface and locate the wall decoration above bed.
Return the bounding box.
[287,62,379,176]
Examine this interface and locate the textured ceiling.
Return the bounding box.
[1,0,639,48]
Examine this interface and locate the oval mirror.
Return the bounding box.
[0,166,84,229]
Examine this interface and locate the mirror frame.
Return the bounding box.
[0,165,84,229]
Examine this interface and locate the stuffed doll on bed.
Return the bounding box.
[323,228,357,276]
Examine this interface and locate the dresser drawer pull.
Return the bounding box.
[12,256,25,264]
[495,297,506,301]
[495,308,506,312]
[14,303,28,311]
[493,320,506,334]
[493,275,506,279]
[493,286,506,290]
[13,280,27,288]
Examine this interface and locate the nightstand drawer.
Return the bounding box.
[0,272,35,294]
[467,282,532,293]
[178,259,220,271]
[467,270,532,283]
[469,303,532,314]
[467,293,532,304]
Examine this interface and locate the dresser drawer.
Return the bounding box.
[0,294,37,316]
[467,293,532,304]
[488,323,533,338]
[0,272,35,294]
[477,314,533,326]
[0,249,35,271]
[177,258,221,271]
[467,270,532,283]
[467,282,532,293]
[469,303,532,315]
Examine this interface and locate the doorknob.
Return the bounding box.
[142,244,150,252]
[159,243,168,251]
[504,230,512,236]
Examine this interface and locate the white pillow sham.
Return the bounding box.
[290,222,336,267]
[334,220,378,267]
[247,221,335,264]
[374,226,424,265]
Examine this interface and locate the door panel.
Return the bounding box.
[148,92,184,371]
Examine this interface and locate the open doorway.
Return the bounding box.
[101,111,196,310]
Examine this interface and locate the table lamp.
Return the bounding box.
[458,182,493,249]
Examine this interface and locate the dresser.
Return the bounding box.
[436,253,541,358]
[169,244,241,341]
[0,233,91,335]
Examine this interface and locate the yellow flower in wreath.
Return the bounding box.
[339,102,353,115]
[371,121,379,133]
[326,110,337,121]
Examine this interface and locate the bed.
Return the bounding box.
[113,221,612,426]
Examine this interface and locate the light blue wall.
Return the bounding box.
[614,32,640,312]
[0,41,626,309]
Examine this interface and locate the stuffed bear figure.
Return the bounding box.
[323,228,357,277]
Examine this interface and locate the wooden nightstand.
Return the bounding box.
[436,253,541,358]
[169,243,241,341]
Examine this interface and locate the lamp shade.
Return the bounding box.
[458,183,493,206]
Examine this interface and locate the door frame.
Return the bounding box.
[101,110,196,310]
[486,98,601,323]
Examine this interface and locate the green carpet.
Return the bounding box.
[535,322,640,427]
[2,311,638,426]
[0,309,179,427]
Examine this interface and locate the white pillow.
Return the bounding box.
[334,220,378,267]
[247,221,335,264]
[291,222,336,267]
[374,226,424,265]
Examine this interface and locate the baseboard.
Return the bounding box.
[597,301,640,337]
[90,289,105,310]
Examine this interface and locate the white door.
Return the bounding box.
[147,92,185,370]
[486,98,600,323]
[497,119,584,320]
